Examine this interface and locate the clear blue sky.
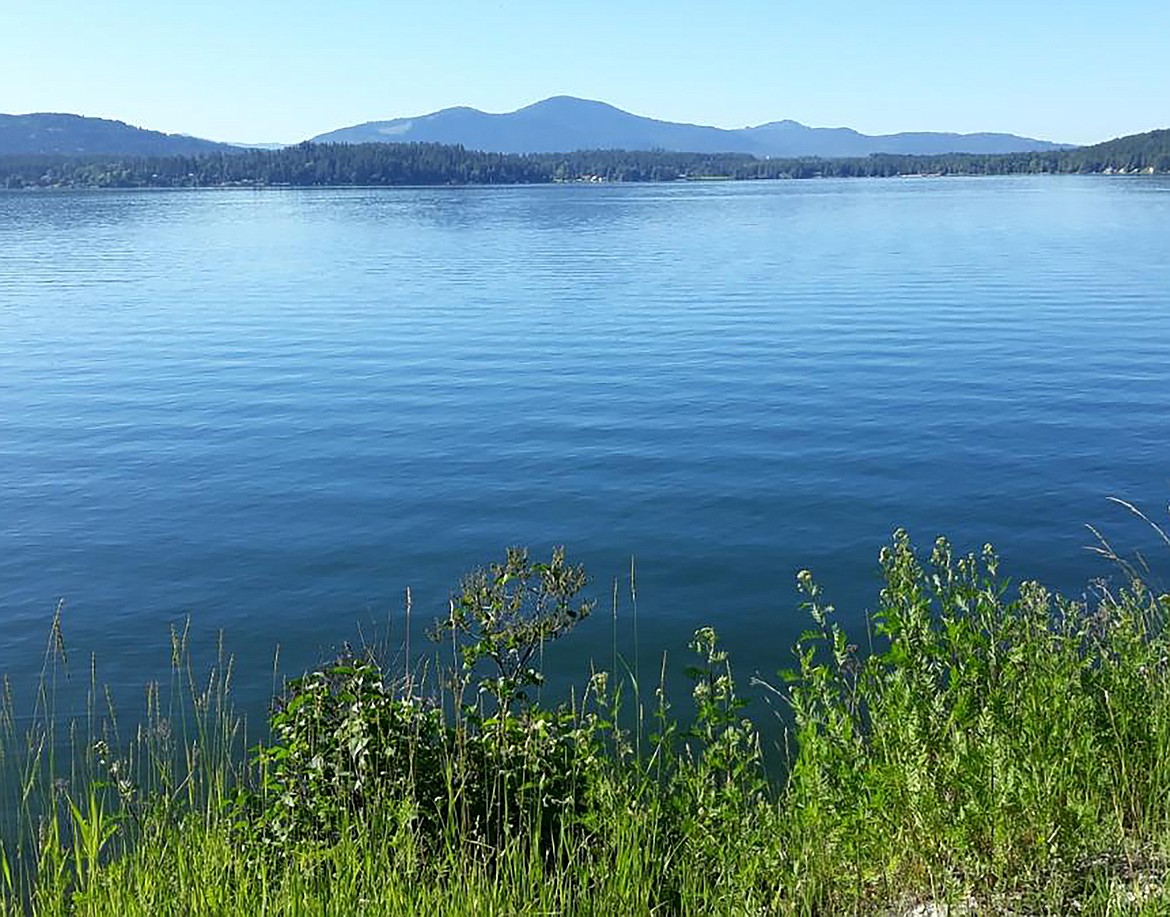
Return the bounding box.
[2,0,1167,146]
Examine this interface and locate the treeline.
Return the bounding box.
[2,130,1168,189]
[0,144,774,188]
[0,143,550,189]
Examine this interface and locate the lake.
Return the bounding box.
[2,176,1169,725]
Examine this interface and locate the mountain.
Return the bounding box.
[742,119,1072,157]
[310,96,1070,157]
[0,113,236,156]
[312,97,757,155]
[0,102,1075,160]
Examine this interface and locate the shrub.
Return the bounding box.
[245,546,605,859]
[249,649,448,847]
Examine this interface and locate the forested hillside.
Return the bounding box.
[1,129,1167,189]
[0,113,235,157]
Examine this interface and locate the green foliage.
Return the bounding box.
[667,627,774,907]
[450,705,606,853]
[781,528,1170,907]
[247,649,448,847]
[433,545,594,709]
[9,533,1170,913]
[682,626,765,809]
[241,547,601,859]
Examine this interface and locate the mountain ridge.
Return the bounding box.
[0,112,236,156]
[310,96,1072,157]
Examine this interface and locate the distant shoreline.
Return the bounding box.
[1,172,1165,193]
[2,132,1167,190]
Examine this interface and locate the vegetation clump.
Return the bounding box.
[4,534,1170,914]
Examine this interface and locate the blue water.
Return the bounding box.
[2,177,1170,722]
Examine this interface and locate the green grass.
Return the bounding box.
[5,532,1170,914]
